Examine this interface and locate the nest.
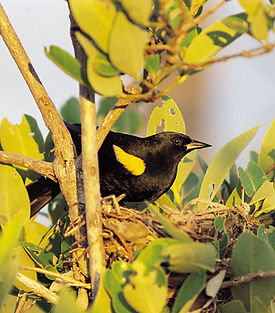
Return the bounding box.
[99,197,261,312]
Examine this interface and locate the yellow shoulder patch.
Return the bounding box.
[113,145,146,176]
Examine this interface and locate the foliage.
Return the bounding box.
[1,0,275,312]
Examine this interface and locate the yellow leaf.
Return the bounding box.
[123,262,167,313]
[259,118,275,179]
[76,32,123,96]
[0,165,30,228]
[147,95,186,136]
[184,17,240,64]
[226,185,242,207]
[250,6,269,41]
[238,0,263,15]
[250,180,274,205]
[198,126,259,209]
[69,0,116,53]
[254,190,275,217]
[0,116,43,169]
[109,12,148,77]
[13,245,37,291]
[25,220,52,248]
[120,0,152,26]
[190,0,208,16]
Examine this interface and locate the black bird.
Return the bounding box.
[27,122,210,217]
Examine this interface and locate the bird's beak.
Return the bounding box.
[186,139,211,152]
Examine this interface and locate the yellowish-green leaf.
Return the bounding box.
[0,165,30,228]
[238,0,264,15]
[226,185,242,207]
[0,116,44,168]
[250,6,269,41]
[109,12,148,77]
[198,126,259,209]
[184,15,242,64]
[69,0,116,53]
[250,180,274,205]
[259,118,275,179]
[147,95,197,203]
[25,220,52,248]
[147,95,186,135]
[156,194,179,211]
[123,262,167,313]
[120,0,152,26]
[253,190,275,217]
[55,288,84,313]
[76,32,123,96]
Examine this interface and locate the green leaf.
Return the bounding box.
[198,126,259,209]
[184,13,244,65]
[0,216,22,308]
[60,97,80,123]
[123,262,167,313]
[214,217,229,258]
[259,118,275,179]
[172,271,206,313]
[223,13,249,34]
[165,241,216,273]
[0,165,30,228]
[69,0,116,53]
[231,232,275,311]
[219,300,247,313]
[148,203,193,243]
[93,52,120,77]
[145,54,160,79]
[109,12,148,77]
[76,32,123,96]
[45,46,85,85]
[120,0,152,26]
[239,166,255,197]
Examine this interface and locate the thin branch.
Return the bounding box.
[96,86,142,150]
[20,267,91,289]
[265,163,275,175]
[15,272,58,304]
[15,293,28,313]
[0,151,55,180]
[221,271,275,288]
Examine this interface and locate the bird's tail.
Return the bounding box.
[26,177,60,217]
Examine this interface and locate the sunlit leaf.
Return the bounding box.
[54,288,84,313]
[123,262,167,313]
[145,54,160,79]
[198,126,259,209]
[250,6,269,41]
[254,190,275,217]
[45,46,86,85]
[184,13,245,65]
[76,32,123,96]
[250,180,274,205]
[93,52,120,77]
[109,12,148,77]
[69,0,116,53]
[0,165,30,228]
[0,116,44,171]
[120,0,152,26]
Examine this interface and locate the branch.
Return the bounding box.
[0,151,55,180]
[96,86,142,150]
[15,272,58,304]
[221,271,275,288]
[0,2,78,218]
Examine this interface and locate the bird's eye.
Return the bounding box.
[174,138,181,145]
